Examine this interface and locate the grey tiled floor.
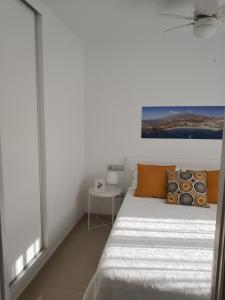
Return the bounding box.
[18,215,110,300]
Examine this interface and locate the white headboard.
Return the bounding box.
[125,156,221,189]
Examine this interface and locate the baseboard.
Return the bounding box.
[10,211,85,300]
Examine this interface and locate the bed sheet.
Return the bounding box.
[83,188,217,300]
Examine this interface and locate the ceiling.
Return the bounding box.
[41,0,223,42]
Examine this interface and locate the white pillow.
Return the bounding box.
[131,168,137,188]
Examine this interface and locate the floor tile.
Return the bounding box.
[18,279,47,300]
[18,215,110,300]
[47,287,84,300]
[53,229,109,262]
[39,259,97,290]
[52,215,110,262]
[19,286,84,300]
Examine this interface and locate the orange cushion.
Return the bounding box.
[134,164,176,198]
[206,170,220,204]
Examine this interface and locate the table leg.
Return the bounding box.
[117,194,120,214]
[97,195,100,222]
[112,196,115,225]
[88,192,91,231]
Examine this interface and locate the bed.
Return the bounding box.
[83,157,220,300]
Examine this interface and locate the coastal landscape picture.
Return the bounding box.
[142,106,225,139]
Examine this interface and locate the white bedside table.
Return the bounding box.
[88,185,122,230]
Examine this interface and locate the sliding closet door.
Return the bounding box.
[0,0,42,282]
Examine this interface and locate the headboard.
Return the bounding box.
[125,156,221,189]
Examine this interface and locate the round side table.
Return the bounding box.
[88,185,122,230]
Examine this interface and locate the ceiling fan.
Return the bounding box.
[160,0,225,38]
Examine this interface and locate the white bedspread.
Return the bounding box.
[83,188,217,300]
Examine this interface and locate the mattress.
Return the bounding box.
[83,188,217,300]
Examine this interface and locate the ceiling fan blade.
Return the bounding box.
[163,22,194,33]
[159,13,194,20]
[156,0,190,9]
[216,4,225,21]
[193,0,219,16]
[217,3,225,13]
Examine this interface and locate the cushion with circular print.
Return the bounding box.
[166,170,208,208]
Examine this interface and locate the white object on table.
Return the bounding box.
[106,171,118,185]
[88,185,122,230]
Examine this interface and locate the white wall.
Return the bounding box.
[85,34,225,210]
[1,1,85,298]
